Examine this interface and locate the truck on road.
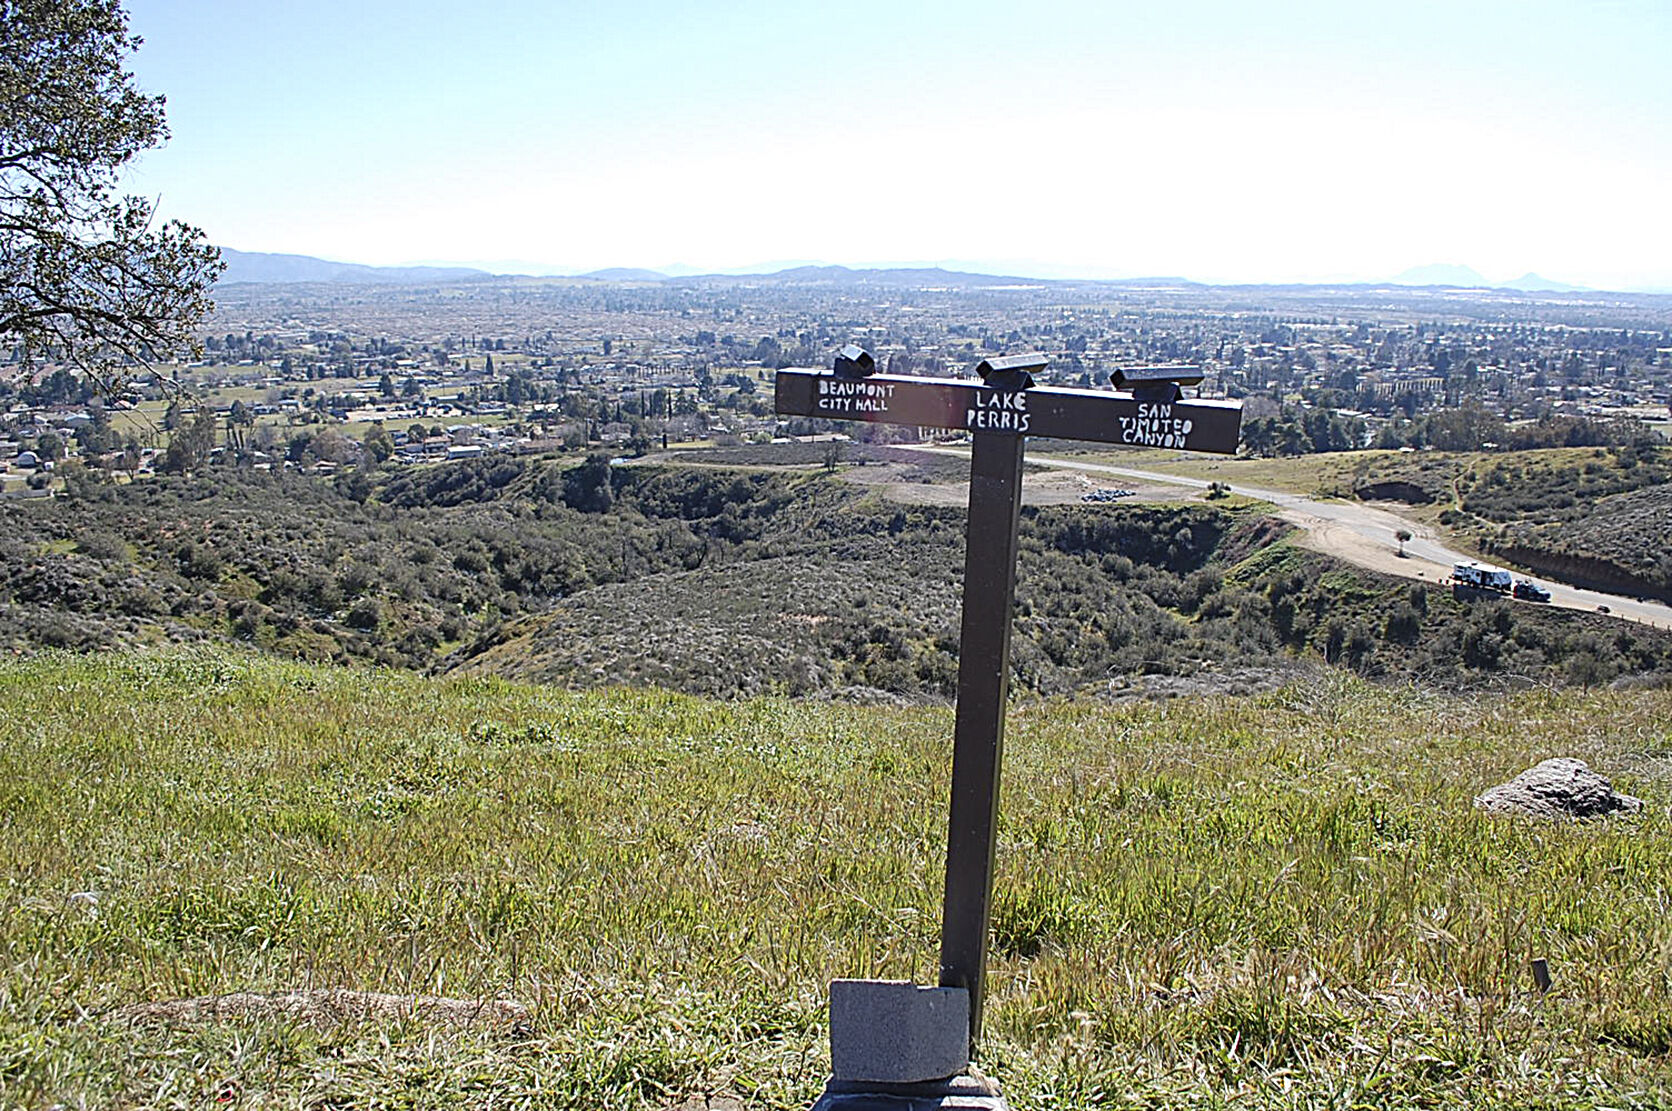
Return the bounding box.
[1453,562,1555,603]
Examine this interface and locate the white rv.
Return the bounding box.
[1452,562,1512,592]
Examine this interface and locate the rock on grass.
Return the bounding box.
[1476,757,1644,818]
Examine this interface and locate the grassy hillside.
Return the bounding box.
[2,649,1669,1108]
[1323,444,1672,600]
[1055,445,1672,604]
[1457,445,1672,600]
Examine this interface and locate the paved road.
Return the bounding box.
[903,445,1672,631]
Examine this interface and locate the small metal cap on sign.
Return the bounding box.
[834,345,876,378]
[974,353,1045,392]
[1111,366,1204,403]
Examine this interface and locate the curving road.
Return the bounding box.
[902,445,1672,631]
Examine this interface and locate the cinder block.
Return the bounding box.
[829,980,970,1084]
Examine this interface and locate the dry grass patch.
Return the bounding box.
[111,990,530,1030]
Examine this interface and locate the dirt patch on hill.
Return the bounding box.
[1024,469,1186,505]
[855,466,1192,508]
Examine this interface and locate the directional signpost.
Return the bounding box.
[781,355,1241,1109]
[775,367,1242,451]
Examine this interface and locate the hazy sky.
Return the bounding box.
[122,0,1671,289]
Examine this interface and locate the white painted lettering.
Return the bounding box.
[816,377,895,416]
[1117,403,1193,448]
[963,388,1030,432]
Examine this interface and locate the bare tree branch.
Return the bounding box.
[1,0,221,396]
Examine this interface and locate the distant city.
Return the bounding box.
[5,257,1666,494]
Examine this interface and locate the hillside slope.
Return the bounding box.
[2,650,1668,1108]
[7,459,1672,697]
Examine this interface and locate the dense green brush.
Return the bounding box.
[7,459,1668,697]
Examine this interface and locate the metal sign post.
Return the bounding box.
[777,357,1241,1064]
[937,428,1024,1040]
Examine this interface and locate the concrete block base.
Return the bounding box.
[829,980,970,1085]
[809,1071,1010,1111]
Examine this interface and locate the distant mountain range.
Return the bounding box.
[219,251,682,285]
[577,267,670,282]
[1501,273,1588,293]
[1389,263,1587,292]
[218,249,492,285]
[217,248,1623,295]
[213,251,1083,289]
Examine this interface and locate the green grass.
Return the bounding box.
[107,400,169,440]
[2,649,1670,1108]
[195,384,276,405]
[1041,448,1382,498]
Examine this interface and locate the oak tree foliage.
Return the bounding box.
[1,0,221,389]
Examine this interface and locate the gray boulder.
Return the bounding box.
[1475,758,1643,818]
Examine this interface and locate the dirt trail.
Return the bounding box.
[901,445,1672,632]
[855,463,1185,508]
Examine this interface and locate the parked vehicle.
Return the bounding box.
[1512,579,1551,602]
[1453,562,1512,592]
